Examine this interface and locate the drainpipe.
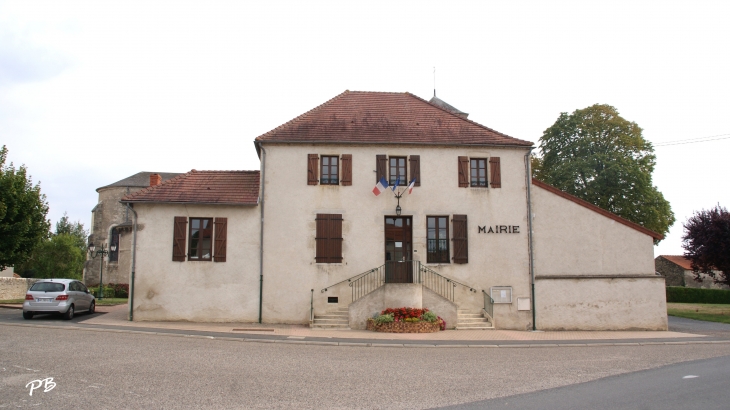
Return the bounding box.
[257,143,267,324]
[123,202,138,322]
[524,149,536,331]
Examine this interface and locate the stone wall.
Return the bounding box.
[0,278,38,300]
[655,257,685,287]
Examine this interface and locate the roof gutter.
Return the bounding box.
[121,201,259,206]
[253,140,534,150]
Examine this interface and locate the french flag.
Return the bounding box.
[372,177,389,196]
[407,178,417,194]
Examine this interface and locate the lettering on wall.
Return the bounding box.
[478,225,520,234]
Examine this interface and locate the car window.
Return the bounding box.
[29,282,65,292]
[70,282,79,291]
[78,282,88,292]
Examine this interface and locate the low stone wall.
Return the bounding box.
[0,278,38,300]
[366,319,441,333]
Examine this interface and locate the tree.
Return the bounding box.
[682,205,730,286]
[0,145,51,269]
[534,104,675,242]
[16,213,88,279]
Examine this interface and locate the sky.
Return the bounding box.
[1,0,728,258]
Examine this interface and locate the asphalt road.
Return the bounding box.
[2,322,730,409]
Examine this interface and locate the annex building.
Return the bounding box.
[120,91,668,331]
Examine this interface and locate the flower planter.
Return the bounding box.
[366,319,441,333]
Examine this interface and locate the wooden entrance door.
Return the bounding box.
[384,216,413,283]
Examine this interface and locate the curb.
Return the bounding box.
[3,322,729,348]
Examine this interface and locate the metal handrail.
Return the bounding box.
[417,263,478,301]
[321,265,384,293]
[482,290,494,322]
[349,264,385,303]
[310,289,314,324]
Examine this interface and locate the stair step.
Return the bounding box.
[457,320,490,325]
[315,314,348,319]
[456,325,494,330]
[313,320,349,325]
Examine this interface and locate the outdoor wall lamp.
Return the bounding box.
[396,204,402,216]
[88,242,116,299]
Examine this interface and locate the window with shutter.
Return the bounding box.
[427,216,449,263]
[188,218,213,261]
[452,214,468,264]
[172,217,187,261]
[340,154,352,186]
[389,157,407,186]
[458,156,469,187]
[320,156,339,185]
[376,155,387,183]
[409,155,420,186]
[214,218,227,262]
[315,214,343,263]
[470,158,488,187]
[489,157,501,188]
[307,154,319,185]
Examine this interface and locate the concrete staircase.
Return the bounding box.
[456,309,494,330]
[311,307,350,329]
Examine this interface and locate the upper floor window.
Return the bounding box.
[470,159,487,187]
[458,156,501,188]
[308,154,352,186]
[320,156,339,185]
[389,157,407,186]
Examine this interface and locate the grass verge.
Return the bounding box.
[95,298,128,306]
[0,299,24,304]
[667,303,730,324]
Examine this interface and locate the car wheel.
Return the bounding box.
[23,311,33,320]
[88,300,96,314]
[63,305,74,320]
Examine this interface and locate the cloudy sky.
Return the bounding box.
[1,0,728,257]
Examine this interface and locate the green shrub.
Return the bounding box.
[666,287,730,304]
[374,313,394,324]
[88,287,115,298]
[404,317,420,322]
[421,311,438,322]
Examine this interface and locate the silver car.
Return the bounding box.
[23,279,96,320]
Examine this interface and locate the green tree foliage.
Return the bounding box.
[534,104,674,242]
[682,205,730,287]
[17,213,88,279]
[0,145,51,270]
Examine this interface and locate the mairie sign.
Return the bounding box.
[478,225,520,234]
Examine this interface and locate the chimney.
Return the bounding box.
[149,173,162,187]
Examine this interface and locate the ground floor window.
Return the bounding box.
[427,216,449,263]
[315,214,343,263]
[172,217,227,262]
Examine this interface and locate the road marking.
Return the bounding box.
[13,365,39,372]
[683,375,699,379]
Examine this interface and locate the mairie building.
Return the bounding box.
[120,91,668,331]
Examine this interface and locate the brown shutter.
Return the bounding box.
[452,215,468,264]
[489,157,501,188]
[341,154,352,186]
[172,217,187,262]
[307,154,319,185]
[376,155,387,183]
[315,214,343,263]
[214,217,227,262]
[458,156,469,187]
[409,155,421,187]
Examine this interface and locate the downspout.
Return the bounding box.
[524,149,536,331]
[123,202,138,322]
[257,143,266,324]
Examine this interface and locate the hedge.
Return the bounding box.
[666,286,730,304]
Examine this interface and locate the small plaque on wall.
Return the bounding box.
[517,297,531,311]
[491,286,512,304]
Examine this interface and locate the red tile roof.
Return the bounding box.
[658,255,694,270]
[121,170,260,205]
[255,91,533,147]
[532,179,664,240]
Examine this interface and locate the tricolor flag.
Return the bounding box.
[391,176,401,191]
[372,177,389,196]
[407,178,417,194]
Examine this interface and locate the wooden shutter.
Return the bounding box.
[409,155,421,187]
[458,156,469,187]
[214,217,227,262]
[376,155,387,183]
[452,215,468,264]
[315,214,343,263]
[341,154,352,186]
[489,157,501,188]
[172,216,187,262]
[307,154,319,185]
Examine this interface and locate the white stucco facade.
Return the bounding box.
[132,203,261,322]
